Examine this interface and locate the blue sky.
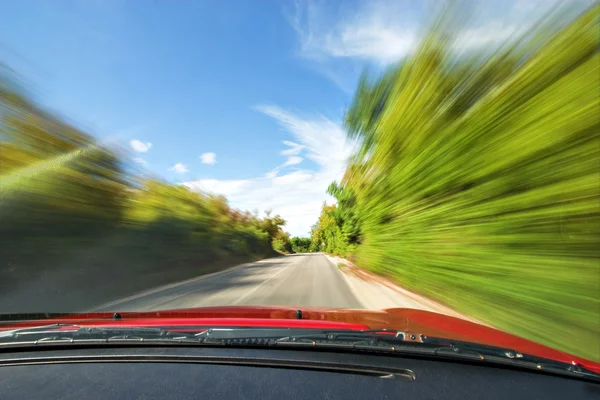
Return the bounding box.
[1,0,590,235]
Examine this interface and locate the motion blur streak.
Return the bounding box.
[309,5,600,361]
[1,2,599,364]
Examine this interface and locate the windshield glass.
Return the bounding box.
[1,0,598,368]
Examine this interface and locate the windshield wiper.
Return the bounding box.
[0,326,597,382]
[265,330,599,381]
[0,324,201,345]
[419,337,600,381]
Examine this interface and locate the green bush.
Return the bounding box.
[291,237,312,253]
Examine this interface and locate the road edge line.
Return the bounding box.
[321,253,368,309]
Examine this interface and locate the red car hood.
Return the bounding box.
[2,305,599,373]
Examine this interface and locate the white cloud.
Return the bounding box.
[264,169,279,179]
[272,170,313,186]
[200,152,217,165]
[133,157,147,165]
[169,163,189,173]
[453,23,524,51]
[183,106,356,236]
[510,0,586,16]
[255,105,354,173]
[281,140,305,156]
[283,156,303,167]
[329,25,416,64]
[129,139,152,153]
[184,179,252,197]
[289,0,419,65]
[260,155,304,181]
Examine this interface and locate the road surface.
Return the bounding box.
[94,253,362,312]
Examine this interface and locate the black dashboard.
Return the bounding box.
[1,346,599,399]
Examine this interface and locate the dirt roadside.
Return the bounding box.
[326,254,491,327]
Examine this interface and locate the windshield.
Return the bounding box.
[1,0,598,370]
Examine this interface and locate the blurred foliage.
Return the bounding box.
[290,237,312,253]
[310,204,349,255]
[311,5,600,361]
[1,61,288,285]
[272,230,293,254]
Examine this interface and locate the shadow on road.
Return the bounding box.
[99,260,291,311]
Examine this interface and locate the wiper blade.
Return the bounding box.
[0,324,200,345]
[417,336,599,381]
[0,324,81,337]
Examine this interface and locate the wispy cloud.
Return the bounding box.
[185,179,251,197]
[169,163,189,173]
[289,0,419,66]
[200,152,217,165]
[129,139,152,153]
[264,169,279,179]
[255,105,354,173]
[281,140,305,156]
[283,156,303,167]
[264,154,305,179]
[133,157,148,165]
[183,106,355,236]
[272,170,314,186]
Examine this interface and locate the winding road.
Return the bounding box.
[94,253,363,312]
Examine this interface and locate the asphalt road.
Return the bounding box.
[94,253,363,312]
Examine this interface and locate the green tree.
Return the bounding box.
[310,204,348,255]
[291,237,311,253]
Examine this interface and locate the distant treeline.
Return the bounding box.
[309,5,600,361]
